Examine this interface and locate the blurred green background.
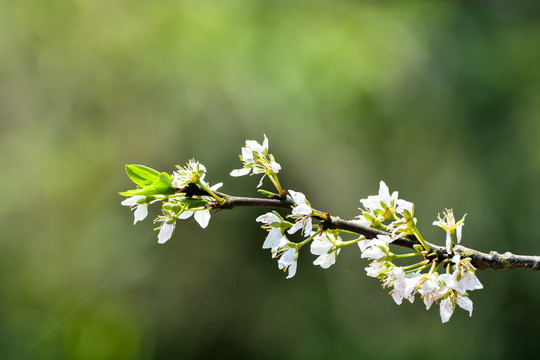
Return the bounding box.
[2,0,540,359]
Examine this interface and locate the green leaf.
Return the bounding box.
[151,172,174,195]
[125,164,160,188]
[158,172,173,187]
[119,176,175,197]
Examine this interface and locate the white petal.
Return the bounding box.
[121,195,144,206]
[196,163,207,173]
[292,204,312,216]
[445,230,452,254]
[361,246,386,260]
[178,211,194,219]
[278,248,296,268]
[262,134,269,152]
[379,181,390,199]
[263,228,285,249]
[392,290,404,305]
[256,212,281,224]
[396,200,414,215]
[439,298,455,323]
[457,296,473,316]
[158,223,175,244]
[241,146,254,161]
[194,210,211,228]
[270,161,281,173]
[357,239,372,252]
[462,272,483,291]
[210,182,223,191]
[287,221,303,235]
[230,168,251,177]
[456,224,463,244]
[245,139,264,153]
[404,275,422,299]
[133,204,148,224]
[288,190,306,205]
[286,261,297,279]
[304,218,313,236]
[365,261,387,277]
[310,234,334,255]
[313,253,337,269]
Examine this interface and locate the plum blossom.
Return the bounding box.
[121,195,150,224]
[230,135,281,187]
[261,232,298,279]
[287,190,313,237]
[359,181,415,235]
[439,297,454,323]
[361,181,398,212]
[419,273,446,310]
[433,209,466,254]
[358,234,394,260]
[364,259,393,278]
[447,255,483,293]
[172,159,207,189]
[387,267,422,305]
[310,232,342,269]
[156,211,177,244]
[257,211,289,255]
[278,247,298,279]
[416,271,478,323]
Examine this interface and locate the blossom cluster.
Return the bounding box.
[359,234,482,322]
[230,135,282,191]
[121,159,223,243]
[120,135,483,323]
[355,181,415,237]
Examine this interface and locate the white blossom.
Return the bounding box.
[230,135,281,187]
[310,232,342,269]
[433,209,466,254]
[456,296,473,317]
[157,219,176,244]
[390,269,423,305]
[361,181,398,212]
[359,235,393,260]
[256,212,282,226]
[439,297,455,323]
[257,211,289,255]
[287,190,313,237]
[278,247,298,279]
[365,260,392,278]
[449,255,483,293]
[419,274,446,310]
[172,159,207,188]
[262,228,288,255]
[121,195,149,224]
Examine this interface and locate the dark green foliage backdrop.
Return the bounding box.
[2,1,540,359]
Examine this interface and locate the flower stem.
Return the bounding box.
[269,174,285,197]
[403,261,431,272]
[296,231,320,249]
[394,252,424,259]
[338,237,366,248]
[197,181,225,205]
[410,226,431,252]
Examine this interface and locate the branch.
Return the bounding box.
[214,192,540,271]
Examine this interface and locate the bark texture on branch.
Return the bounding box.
[212,192,540,271]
